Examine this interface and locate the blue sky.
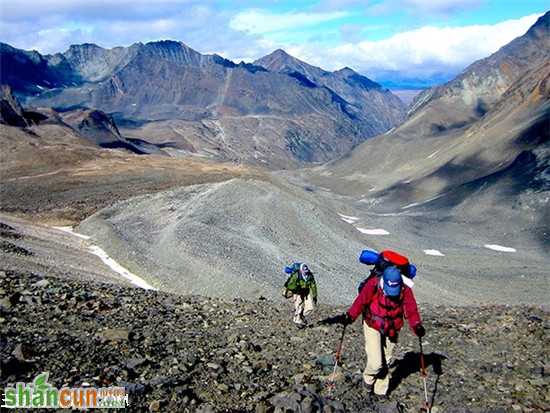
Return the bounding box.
[0,0,546,87]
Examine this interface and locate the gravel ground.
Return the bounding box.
[0,214,134,287]
[78,178,368,305]
[1,269,548,412]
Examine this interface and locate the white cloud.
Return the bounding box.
[289,13,542,79]
[0,1,542,87]
[0,2,265,58]
[367,0,483,16]
[399,0,482,14]
[229,9,348,35]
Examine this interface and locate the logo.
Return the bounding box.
[2,372,129,409]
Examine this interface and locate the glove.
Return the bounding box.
[320,313,352,325]
[414,324,426,337]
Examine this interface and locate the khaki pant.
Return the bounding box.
[363,322,397,395]
[293,292,315,325]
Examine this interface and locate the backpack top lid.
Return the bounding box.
[380,250,409,266]
[382,266,402,297]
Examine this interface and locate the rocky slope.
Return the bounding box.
[407,11,550,136]
[77,178,367,305]
[1,269,548,412]
[0,41,406,168]
[71,175,549,307]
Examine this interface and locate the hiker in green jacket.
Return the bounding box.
[283,263,318,327]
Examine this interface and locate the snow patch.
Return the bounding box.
[402,194,444,210]
[356,228,390,235]
[338,213,359,224]
[424,249,445,257]
[52,226,156,290]
[484,244,516,253]
[89,245,156,290]
[53,226,90,240]
[36,85,45,90]
[427,150,440,159]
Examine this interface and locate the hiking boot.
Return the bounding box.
[294,321,306,329]
[363,382,374,395]
[373,393,388,402]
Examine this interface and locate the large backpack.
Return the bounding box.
[357,249,417,292]
[283,262,316,294]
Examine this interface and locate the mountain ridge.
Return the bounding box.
[0,40,406,167]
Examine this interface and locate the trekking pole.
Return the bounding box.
[326,324,347,394]
[418,337,431,412]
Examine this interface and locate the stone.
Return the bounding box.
[33,279,50,288]
[100,328,129,342]
[12,343,33,361]
[207,362,221,371]
[315,355,335,368]
[0,297,11,311]
[125,357,146,371]
[293,373,307,385]
[217,383,229,392]
[148,400,163,412]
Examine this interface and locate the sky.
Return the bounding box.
[0,0,547,88]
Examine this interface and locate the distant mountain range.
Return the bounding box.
[0,41,406,167]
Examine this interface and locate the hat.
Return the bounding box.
[382,266,402,297]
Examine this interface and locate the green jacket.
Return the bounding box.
[285,271,318,299]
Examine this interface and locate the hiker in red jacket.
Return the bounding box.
[325,266,425,398]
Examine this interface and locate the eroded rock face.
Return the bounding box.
[0,85,28,127]
[1,269,548,412]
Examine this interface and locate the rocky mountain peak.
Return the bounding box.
[254,49,322,74]
[528,10,549,37]
[335,67,356,76]
[138,40,211,67]
[66,43,104,52]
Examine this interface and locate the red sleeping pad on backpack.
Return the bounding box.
[380,250,409,267]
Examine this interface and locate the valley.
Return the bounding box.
[1,9,549,413]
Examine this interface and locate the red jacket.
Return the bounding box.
[347,276,421,337]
